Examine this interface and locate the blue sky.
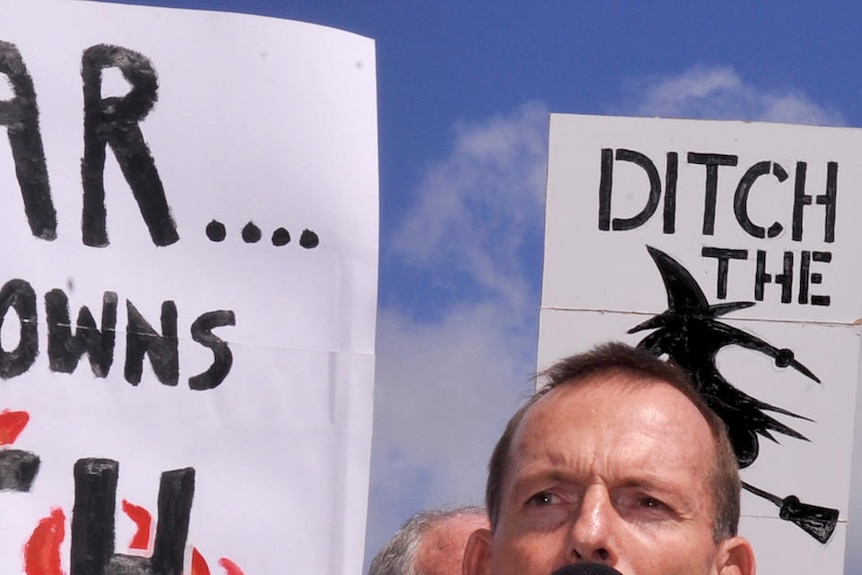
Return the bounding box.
[97,1,862,572]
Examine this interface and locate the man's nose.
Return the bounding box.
[569,485,618,564]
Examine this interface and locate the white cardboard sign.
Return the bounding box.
[0,2,378,574]
[539,113,862,574]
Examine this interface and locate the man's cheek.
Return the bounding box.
[495,532,563,575]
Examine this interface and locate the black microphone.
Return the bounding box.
[550,563,624,575]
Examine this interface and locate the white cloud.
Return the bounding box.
[626,66,845,126]
[365,305,534,557]
[364,103,549,566]
[391,101,549,315]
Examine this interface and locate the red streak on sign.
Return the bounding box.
[24,508,65,575]
[121,500,152,550]
[217,557,246,575]
[192,548,211,575]
[0,409,29,445]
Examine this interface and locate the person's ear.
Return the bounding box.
[716,536,756,575]
[463,528,493,575]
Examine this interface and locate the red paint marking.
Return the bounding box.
[24,508,65,575]
[121,500,152,550]
[217,557,245,575]
[192,548,211,575]
[0,409,29,445]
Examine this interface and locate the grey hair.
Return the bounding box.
[368,506,486,575]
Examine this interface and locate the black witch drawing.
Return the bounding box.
[629,245,838,543]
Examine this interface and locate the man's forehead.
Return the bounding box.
[510,374,713,464]
[529,371,682,416]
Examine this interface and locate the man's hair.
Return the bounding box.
[368,505,486,575]
[485,342,740,542]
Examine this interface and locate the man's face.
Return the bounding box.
[416,513,488,575]
[470,374,743,575]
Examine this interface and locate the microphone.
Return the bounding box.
[550,564,624,575]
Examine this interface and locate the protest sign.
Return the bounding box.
[0,2,378,573]
[539,113,862,574]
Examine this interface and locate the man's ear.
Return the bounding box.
[716,536,756,575]
[463,528,493,575]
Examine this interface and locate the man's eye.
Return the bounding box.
[527,492,558,506]
[638,496,665,509]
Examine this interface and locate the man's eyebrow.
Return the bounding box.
[513,466,690,492]
[508,468,573,494]
[615,476,697,506]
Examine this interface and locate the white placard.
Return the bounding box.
[0,2,378,574]
[539,113,862,574]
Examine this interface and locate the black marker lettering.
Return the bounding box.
[799,251,832,306]
[598,148,613,231]
[702,247,748,299]
[755,250,793,303]
[687,152,738,235]
[662,152,678,234]
[188,310,235,391]
[0,278,37,379]
[81,44,178,247]
[798,251,811,305]
[299,228,319,248]
[71,458,194,575]
[46,289,117,377]
[819,162,837,243]
[810,251,832,306]
[733,161,787,239]
[124,299,178,386]
[599,148,665,232]
[0,449,40,492]
[792,162,811,242]
[0,41,56,240]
